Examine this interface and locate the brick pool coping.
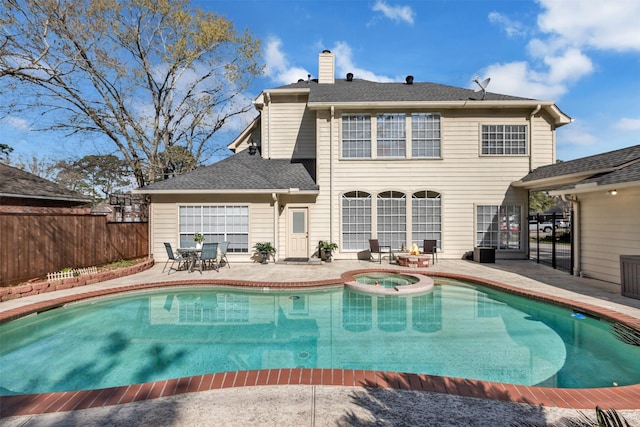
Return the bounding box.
[1,269,639,417]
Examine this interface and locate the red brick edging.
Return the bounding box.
[1,269,639,417]
[0,259,155,303]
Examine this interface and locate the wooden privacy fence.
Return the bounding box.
[1,214,148,286]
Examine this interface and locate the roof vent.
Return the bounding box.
[346,72,354,82]
[297,79,304,83]
[405,75,414,85]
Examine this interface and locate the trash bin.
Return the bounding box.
[474,247,495,263]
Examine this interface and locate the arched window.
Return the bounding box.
[341,191,372,250]
[377,191,406,250]
[411,191,441,248]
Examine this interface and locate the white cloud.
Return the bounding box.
[488,12,526,37]
[263,37,310,85]
[2,116,31,131]
[557,121,599,146]
[481,61,566,100]
[480,47,592,99]
[332,42,394,82]
[372,1,415,25]
[263,37,394,84]
[536,0,640,52]
[615,118,640,131]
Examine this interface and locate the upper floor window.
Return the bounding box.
[412,113,441,158]
[342,114,371,158]
[377,113,406,158]
[481,125,527,155]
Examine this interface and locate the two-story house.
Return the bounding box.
[137,51,571,263]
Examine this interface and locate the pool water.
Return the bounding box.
[1,279,639,395]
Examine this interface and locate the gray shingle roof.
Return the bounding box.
[140,149,319,192]
[278,78,531,103]
[522,144,640,183]
[0,163,92,202]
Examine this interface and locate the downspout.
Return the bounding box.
[562,194,580,276]
[330,106,335,242]
[272,192,279,259]
[528,104,541,171]
[265,92,272,159]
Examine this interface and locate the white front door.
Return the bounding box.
[288,208,308,259]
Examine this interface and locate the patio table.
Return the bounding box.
[177,248,202,272]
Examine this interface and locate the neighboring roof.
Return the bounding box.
[0,163,92,203]
[136,149,319,194]
[514,144,640,193]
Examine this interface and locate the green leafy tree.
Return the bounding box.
[529,190,559,215]
[0,0,262,187]
[56,154,132,200]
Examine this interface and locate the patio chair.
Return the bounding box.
[369,239,392,264]
[218,241,231,268]
[423,239,438,264]
[197,242,219,273]
[163,242,187,273]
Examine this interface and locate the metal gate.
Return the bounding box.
[529,211,574,273]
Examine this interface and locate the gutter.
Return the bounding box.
[330,105,335,241]
[265,92,271,159]
[528,104,541,172]
[0,193,92,203]
[132,189,320,195]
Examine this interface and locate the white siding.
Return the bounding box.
[579,187,640,284]
[264,95,316,159]
[310,108,534,260]
[149,194,276,263]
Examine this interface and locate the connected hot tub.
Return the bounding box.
[344,272,434,295]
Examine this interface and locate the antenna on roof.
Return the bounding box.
[473,76,491,100]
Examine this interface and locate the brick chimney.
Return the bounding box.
[318,50,335,84]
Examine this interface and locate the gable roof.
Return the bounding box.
[282,78,529,103]
[514,144,640,193]
[258,78,571,127]
[0,163,92,203]
[136,149,319,194]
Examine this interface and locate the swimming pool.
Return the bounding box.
[1,277,639,396]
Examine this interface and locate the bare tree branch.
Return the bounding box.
[0,0,263,186]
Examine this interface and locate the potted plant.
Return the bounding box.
[319,241,338,262]
[194,232,205,249]
[253,242,276,264]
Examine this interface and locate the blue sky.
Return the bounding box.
[2,0,639,164]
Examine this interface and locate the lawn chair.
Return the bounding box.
[218,241,231,268]
[369,239,392,264]
[197,242,219,273]
[423,239,438,264]
[163,242,187,273]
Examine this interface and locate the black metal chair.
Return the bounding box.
[369,239,392,264]
[197,242,219,273]
[423,239,438,264]
[163,242,187,273]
